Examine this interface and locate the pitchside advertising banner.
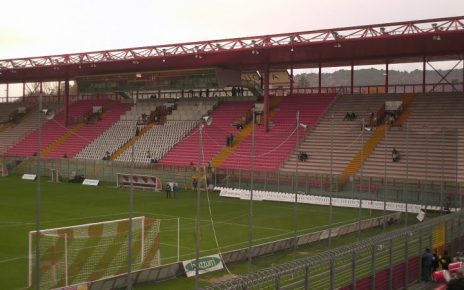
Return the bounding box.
[182,254,224,277]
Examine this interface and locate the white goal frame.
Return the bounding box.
[28,216,157,289]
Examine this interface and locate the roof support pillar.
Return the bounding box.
[350,63,354,94]
[422,57,427,93]
[22,82,26,102]
[6,83,9,103]
[65,79,69,127]
[385,61,389,94]
[57,81,61,102]
[462,56,464,92]
[289,63,294,96]
[318,64,322,94]
[263,66,270,132]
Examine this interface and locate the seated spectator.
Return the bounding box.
[150,158,158,164]
[228,134,234,146]
[350,112,357,120]
[298,151,308,162]
[135,127,140,136]
[344,112,350,121]
[392,148,400,162]
[63,153,68,159]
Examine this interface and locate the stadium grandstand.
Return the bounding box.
[0,15,464,290]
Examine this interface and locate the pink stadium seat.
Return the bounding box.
[160,101,255,166]
[220,94,336,171]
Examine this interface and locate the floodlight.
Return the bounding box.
[201,115,213,126]
[41,109,55,120]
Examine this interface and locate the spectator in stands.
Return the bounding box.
[190,161,194,167]
[391,148,400,162]
[228,134,234,146]
[165,183,171,198]
[231,86,237,97]
[205,88,210,98]
[298,151,308,162]
[135,127,140,136]
[344,112,351,121]
[440,250,452,270]
[350,112,357,120]
[146,150,152,160]
[104,151,110,160]
[432,249,440,272]
[421,248,433,282]
[63,153,67,159]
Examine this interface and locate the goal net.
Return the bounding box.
[29,216,160,289]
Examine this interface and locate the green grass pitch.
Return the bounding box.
[0,175,385,290]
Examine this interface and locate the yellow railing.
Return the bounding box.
[42,123,85,157]
[111,123,155,161]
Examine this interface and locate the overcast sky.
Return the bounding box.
[1,0,463,60]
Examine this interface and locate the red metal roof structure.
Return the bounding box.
[0,16,463,83]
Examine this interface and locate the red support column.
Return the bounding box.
[462,57,464,92]
[57,81,61,102]
[350,63,354,94]
[263,66,270,132]
[385,62,389,94]
[22,82,26,102]
[318,64,322,94]
[65,79,70,127]
[422,57,426,93]
[6,83,9,103]
[289,63,294,96]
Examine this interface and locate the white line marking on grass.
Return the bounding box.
[0,256,27,264]
[0,213,130,229]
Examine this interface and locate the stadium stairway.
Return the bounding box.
[220,94,335,171]
[0,103,62,155]
[46,101,131,158]
[362,93,464,182]
[337,124,389,188]
[110,123,155,161]
[337,93,415,189]
[5,100,106,157]
[210,98,283,168]
[41,123,85,157]
[160,101,254,167]
[211,120,253,168]
[0,122,11,133]
[280,94,405,176]
[393,93,415,126]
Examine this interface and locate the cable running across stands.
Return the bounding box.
[50,118,93,143]
[331,130,364,153]
[202,126,298,158]
[199,131,233,275]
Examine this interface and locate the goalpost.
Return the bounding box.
[29,216,160,290]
